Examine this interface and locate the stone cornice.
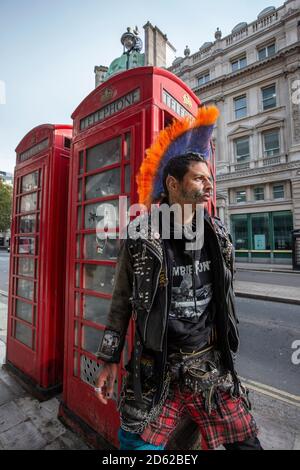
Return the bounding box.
[216,160,300,181]
[187,43,300,93]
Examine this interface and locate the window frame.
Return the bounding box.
[262,84,277,111]
[263,129,280,157]
[234,136,250,163]
[234,94,247,119]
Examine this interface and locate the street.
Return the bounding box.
[236,269,300,288]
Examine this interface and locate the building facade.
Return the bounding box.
[168,0,300,264]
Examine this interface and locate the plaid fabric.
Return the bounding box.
[141,385,258,449]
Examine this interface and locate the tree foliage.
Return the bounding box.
[0,180,13,232]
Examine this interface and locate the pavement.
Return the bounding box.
[0,264,300,450]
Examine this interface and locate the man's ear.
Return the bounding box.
[166,175,177,193]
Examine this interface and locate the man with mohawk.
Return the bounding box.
[95,105,262,450]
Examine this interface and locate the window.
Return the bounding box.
[254,187,264,201]
[64,138,71,149]
[231,214,248,250]
[234,95,247,119]
[231,56,247,72]
[197,72,210,86]
[235,137,250,162]
[273,211,293,249]
[258,43,275,60]
[252,213,270,250]
[236,190,247,203]
[273,184,284,199]
[263,130,280,157]
[262,85,276,110]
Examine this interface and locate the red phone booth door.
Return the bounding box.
[62,116,139,447]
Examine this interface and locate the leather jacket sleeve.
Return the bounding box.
[96,239,134,363]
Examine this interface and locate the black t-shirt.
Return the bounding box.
[165,225,215,354]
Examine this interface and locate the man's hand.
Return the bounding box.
[95,363,118,405]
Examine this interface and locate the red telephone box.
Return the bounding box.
[6,124,72,398]
[59,67,215,448]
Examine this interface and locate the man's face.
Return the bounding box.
[168,161,213,205]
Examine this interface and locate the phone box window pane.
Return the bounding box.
[82,325,103,354]
[83,264,115,294]
[124,133,131,161]
[74,351,78,377]
[18,258,35,277]
[84,234,119,261]
[74,322,79,347]
[86,137,121,172]
[18,237,35,255]
[16,299,33,324]
[77,206,82,230]
[79,151,84,174]
[19,214,37,233]
[76,236,81,259]
[85,168,120,200]
[20,193,37,213]
[17,279,34,300]
[75,264,80,288]
[21,172,39,193]
[15,321,32,348]
[84,200,119,230]
[75,292,80,317]
[78,179,83,201]
[80,356,118,400]
[83,295,111,324]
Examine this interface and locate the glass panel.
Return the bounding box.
[254,187,264,201]
[236,190,246,203]
[262,86,276,110]
[83,295,111,324]
[273,185,284,199]
[82,325,103,354]
[76,235,81,259]
[77,206,82,230]
[84,234,119,261]
[19,214,37,234]
[85,168,120,200]
[75,264,80,288]
[251,213,270,250]
[18,237,35,255]
[16,299,33,324]
[231,215,248,250]
[74,351,78,377]
[235,137,249,162]
[83,264,115,294]
[18,258,35,277]
[21,172,39,193]
[79,151,84,174]
[234,96,247,119]
[125,165,130,193]
[258,48,266,60]
[268,44,275,56]
[75,292,80,317]
[264,131,279,156]
[74,322,79,347]
[273,212,293,250]
[17,279,34,300]
[20,192,37,213]
[78,178,82,201]
[84,199,119,230]
[15,321,32,348]
[124,133,131,161]
[86,136,121,172]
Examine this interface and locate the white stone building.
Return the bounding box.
[168,0,300,264]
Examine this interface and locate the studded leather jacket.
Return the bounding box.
[96,210,240,405]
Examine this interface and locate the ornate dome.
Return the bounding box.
[258,6,276,18]
[232,22,248,33]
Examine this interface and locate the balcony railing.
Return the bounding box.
[227,154,287,173]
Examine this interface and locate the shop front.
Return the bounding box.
[231,210,293,263]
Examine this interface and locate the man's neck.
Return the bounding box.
[167,196,196,226]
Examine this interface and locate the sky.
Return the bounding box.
[0,0,284,173]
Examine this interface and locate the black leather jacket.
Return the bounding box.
[96,210,240,403]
